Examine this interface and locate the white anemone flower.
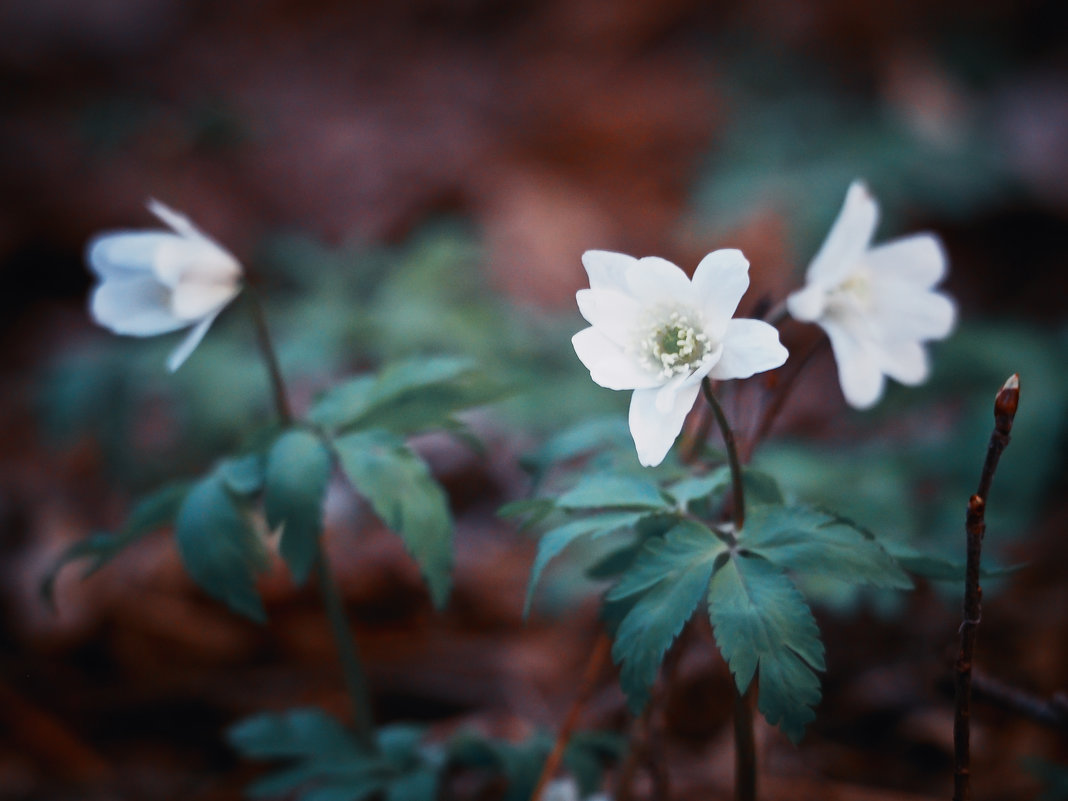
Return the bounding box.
[572,249,788,467]
[786,181,956,409]
[87,200,243,371]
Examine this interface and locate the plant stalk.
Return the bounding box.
[315,551,378,752]
[245,286,377,751]
[733,682,757,801]
[953,374,1019,801]
[701,378,745,532]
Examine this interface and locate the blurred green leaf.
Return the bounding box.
[556,474,670,512]
[1023,757,1068,801]
[40,482,189,607]
[220,452,267,497]
[334,429,452,607]
[609,519,726,711]
[175,472,269,622]
[265,429,333,585]
[706,553,825,743]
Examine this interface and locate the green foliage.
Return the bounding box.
[607,520,727,712]
[707,554,824,743]
[265,430,333,585]
[741,505,912,591]
[175,470,270,622]
[1023,758,1068,801]
[310,356,507,437]
[41,482,189,607]
[228,710,438,801]
[556,474,671,512]
[334,429,453,607]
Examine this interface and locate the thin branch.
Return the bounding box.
[246,288,293,425]
[701,379,745,532]
[529,633,612,801]
[953,373,1020,801]
[970,670,1068,734]
[733,682,757,801]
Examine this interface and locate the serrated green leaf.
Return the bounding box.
[41,481,188,607]
[498,497,556,530]
[610,520,726,712]
[310,356,504,436]
[741,505,912,590]
[706,553,824,743]
[334,429,452,607]
[265,430,332,585]
[886,543,1023,582]
[175,473,269,622]
[742,469,785,506]
[525,511,645,616]
[557,474,670,511]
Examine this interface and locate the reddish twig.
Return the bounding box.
[529,632,612,801]
[953,374,1020,801]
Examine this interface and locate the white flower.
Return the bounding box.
[87,200,243,371]
[540,778,611,801]
[786,181,956,409]
[573,249,789,467]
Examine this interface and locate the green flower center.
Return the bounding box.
[639,311,711,379]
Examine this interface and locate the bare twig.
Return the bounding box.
[733,682,758,801]
[953,374,1019,801]
[970,670,1068,734]
[529,633,612,801]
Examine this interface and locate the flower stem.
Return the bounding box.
[701,378,745,532]
[733,682,757,801]
[246,288,293,425]
[315,550,378,752]
[953,374,1019,801]
[243,286,377,751]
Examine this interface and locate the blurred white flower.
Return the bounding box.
[541,778,611,801]
[573,249,788,467]
[87,200,243,371]
[786,181,956,409]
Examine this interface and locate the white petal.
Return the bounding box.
[624,256,693,304]
[171,279,241,321]
[153,236,241,288]
[581,250,638,292]
[785,283,828,322]
[872,283,957,341]
[807,181,878,287]
[822,318,885,409]
[628,381,702,467]
[87,232,180,279]
[166,309,220,372]
[865,233,947,289]
[708,319,788,380]
[691,249,750,335]
[572,328,661,390]
[576,287,643,346]
[877,339,929,385]
[90,277,186,336]
[148,198,204,240]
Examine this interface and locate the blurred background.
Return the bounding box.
[0,1,1066,799]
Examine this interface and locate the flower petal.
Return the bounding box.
[808,181,878,287]
[876,339,929,385]
[90,277,186,336]
[166,309,220,372]
[576,287,643,346]
[87,232,180,279]
[865,233,946,289]
[785,282,828,323]
[572,327,661,390]
[628,381,702,467]
[691,249,750,334]
[171,279,241,321]
[708,319,788,381]
[624,256,693,304]
[581,250,638,292]
[872,282,956,341]
[821,318,885,409]
[153,236,241,288]
[148,198,204,241]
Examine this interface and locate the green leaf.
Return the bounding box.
[334,429,453,607]
[664,466,730,507]
[742,505,912,590]
[175,472,269,622]
[386,769,437,801]
[706,553,824,743]
[310,356,504,436]
[228,709,363,761]
[886,543,1023,582]
[41,482,189,607]
[219,453,266,496]
[265,430,332,585]
[557,474,670,511]
[524,511,645,616]
[609,520,727,712]
[742,469,785,506]
[518,416,632,476]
